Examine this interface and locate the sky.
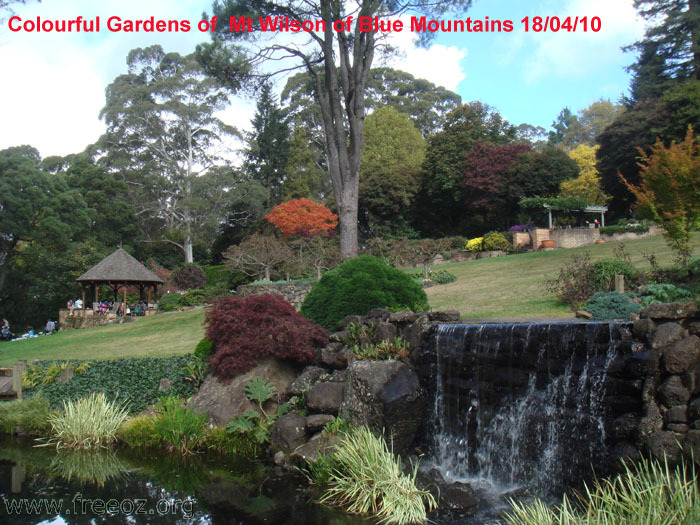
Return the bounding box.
[0,0,646,159]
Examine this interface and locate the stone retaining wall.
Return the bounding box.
[551,227,601,248]
[236,282,314,310]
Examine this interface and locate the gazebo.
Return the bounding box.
[76,248,164,311]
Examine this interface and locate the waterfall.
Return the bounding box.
[429,321,628,495]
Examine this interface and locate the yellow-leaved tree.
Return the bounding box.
[559,144,610,205]
[620,126,700,266]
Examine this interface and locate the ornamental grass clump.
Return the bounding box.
[45,392,129,450]
[321,426,436,525]
[152,395,208,455]
[503,456,700,525]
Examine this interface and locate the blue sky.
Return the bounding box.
[0,0,645,157]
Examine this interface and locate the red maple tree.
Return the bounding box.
[264,198,338,237]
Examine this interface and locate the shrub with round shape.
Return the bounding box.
[172,264,206,291]
[301,255,429,330]
[207,294,327,380]
[483,232,510,251]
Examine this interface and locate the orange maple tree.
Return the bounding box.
[264,198,338,237]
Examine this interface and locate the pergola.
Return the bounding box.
[543,204,608,229]
[76,248,164,310]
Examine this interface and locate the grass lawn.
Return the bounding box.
[0,307,206,366]
[423,234,700,319]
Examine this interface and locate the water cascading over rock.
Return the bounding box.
[428,321,632,495]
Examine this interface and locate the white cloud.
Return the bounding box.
[513,0,645,84]
[382,17,468,91]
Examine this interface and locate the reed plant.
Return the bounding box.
[50,449,127,487]
[504,456,700,525]
[152,395,208,455]
[0,395,54,436]
[116,415,163,449]
[44,392,128,449]
[320,426,436,525]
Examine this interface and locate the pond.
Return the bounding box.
[0,437,375,525]
[0,437,524,525]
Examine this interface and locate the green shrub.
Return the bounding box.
[203,426,261,458]
[194,338,213,360]
[301,255,429,330]
[320,426,437,525]
[25,356,196,414]
[0,395,54,436]
[45,392,129,450]
[483,232,510,251]
[153,395,208,455]
[503,457,700,525]
[116,415,163,449]
[639,283,694,307]
[204,264,229,286]
[592,259,638,291]
[584,291,641,321]
[158,293,183,312]
[411,269,457,285]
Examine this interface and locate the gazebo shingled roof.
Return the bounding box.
[77,248,163,284]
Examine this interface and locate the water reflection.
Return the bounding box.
[0,437,372,525]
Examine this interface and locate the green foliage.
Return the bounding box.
[503,457,700,525]
[343,322,377,346]
[320,426,437,525]
[24,356,196,414]
[591,259,639,291]
[483,232,511,251]
[584,291,641,321]
[158,293,184,312]
[152,395,208,455]
[44,392,129,450]
[204,264,230,286]
[203,425,260,458]
[194,338,213,360]
[359,106,425,236]
[323,417,351,436]
[50,449,128,487]
[353,337,410,361]
[639,283,694,307]
[116,415,163,449]
[0,395,54,436]
[183,358,209,388]
[519,196,589,212]
[301,256,429,330]
[412,269,457,285]
[226,377,289,444]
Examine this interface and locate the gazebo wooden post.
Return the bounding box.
[147,286,152,309]
[81,286,86,310]
[122,285,127,316]
[94,284,99,308]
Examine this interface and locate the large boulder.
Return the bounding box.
[663,336,700,374]
[307,382,345,414]
[270,413,307,453]
[339,360,425,452]
[642,302,698,320]
[188,358,298,424]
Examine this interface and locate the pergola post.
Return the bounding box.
[548,209,553,229]
[601,211,605,227]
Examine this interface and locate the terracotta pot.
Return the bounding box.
[595,240,606,244]
[540,239,555,249]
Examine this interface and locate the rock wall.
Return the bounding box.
[266,308,461,462]
[617,302,700,466]
[236,283,314,310]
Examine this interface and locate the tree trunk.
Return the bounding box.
[184,237,193,264]
[423,262,430,280]
[264,265,271,281]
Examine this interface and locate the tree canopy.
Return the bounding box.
[202,0,474,258]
